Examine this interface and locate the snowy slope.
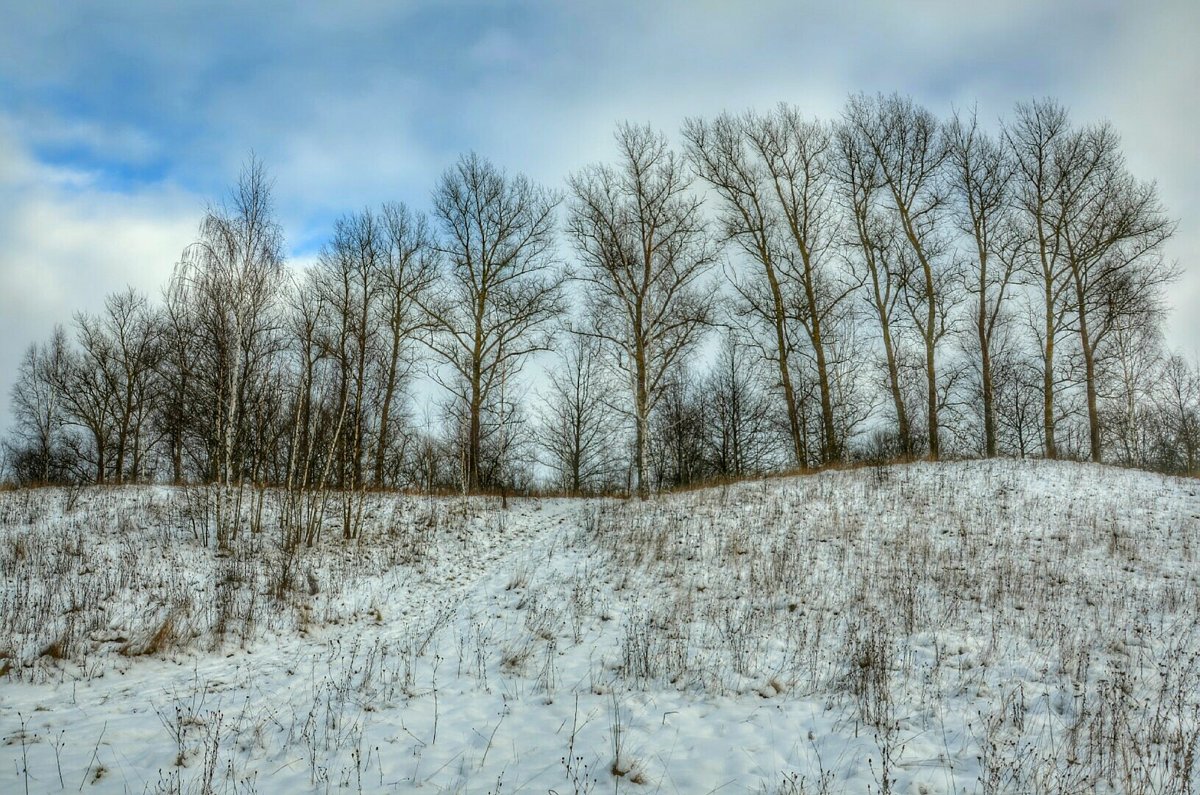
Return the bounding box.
[2,460,1199,793]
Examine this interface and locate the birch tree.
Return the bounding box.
[177,155,286,545]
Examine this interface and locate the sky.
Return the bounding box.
[1,0,1198,436]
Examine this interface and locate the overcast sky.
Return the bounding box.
[1,0,1197,435]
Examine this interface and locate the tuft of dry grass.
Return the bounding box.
[122,605,188,657]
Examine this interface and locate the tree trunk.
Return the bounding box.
[980,325,996,457]
[812,322,838,464]
[94,432,106,483]
[869,266,910,457]
[901,212,940,461]
[375,329,402,487]
[925,334,939,460]
[634,354,650,499]
[1042,285,1058,459]
[1076,300,1102,463]
[468,363,483,493]
[798,245,838,465]
[115,418,128,485]
[762,262,804,467]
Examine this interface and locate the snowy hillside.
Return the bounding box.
[2,460,1199,793]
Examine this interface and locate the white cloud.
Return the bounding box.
[0,126,201,434]
[10,111,163,167]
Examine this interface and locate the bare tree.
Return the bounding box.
[746,108,857,463]
[158,270,202,483]
[946,111,1020,457]
[1059,123,1175,462]
[372,202,437,486]
[5,328,72,484]
[701,332,780,478]
[278,270,325,547]
[844,94,954,459]
[1007,102,1176,462]
[990,347,1043,458]
[311,209,390,538]
[319,210,381,500]
[568,123,718,498]
[1004,100,1081,459]
[16,309,159,485]
[650,367,708,490]
[540,333,621,494]
[1155,355,1200,474]
[835,121,912,455]
[421,153,563,493]
[77,288,161,483]
[1102,314,1164,467]
[483,363,535,500]
[684,112,804,465]
[58,315,116,483]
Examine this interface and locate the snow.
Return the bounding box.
[2,460,1199,793]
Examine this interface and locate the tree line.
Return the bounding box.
[5,95,1197,499]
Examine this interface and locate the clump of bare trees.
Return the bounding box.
[684,105,860,468]
[3,94,1194,498]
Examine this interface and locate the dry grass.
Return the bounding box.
[0,485,507,681]
[516,461,1200,791]
[2,461,1198,792]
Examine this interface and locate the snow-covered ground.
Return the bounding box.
[2,460,1199,793]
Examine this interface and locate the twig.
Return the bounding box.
[78,720,107,792]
